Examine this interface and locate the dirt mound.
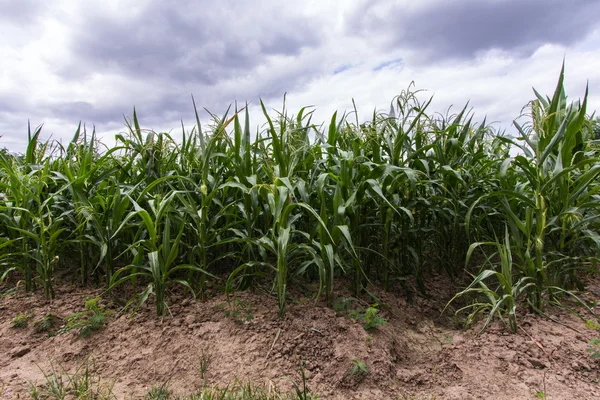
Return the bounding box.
[1,278,599,399]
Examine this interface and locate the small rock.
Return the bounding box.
[518,357,533,368]
[11,346,31,358]
[131,354,143,362]
[578,361,592,371]
[528,357,548,369]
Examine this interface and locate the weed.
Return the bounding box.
[11,312,34,328]
[199,349,211,385]
[362,306,387,330]
[534,370,548,399]
[33,312,60,336]
[29,357,115,399]
[333,296,359,315]
[284,361,314,400]
[145,383,170,400]
[59,297,110,337]
[586,319,600,330]
[587,338,600,360]
[335,297,387,331]
[222,299,254,325]
[349,359,369,377]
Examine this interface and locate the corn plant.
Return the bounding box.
[110,187,215,316]
[0,64,597,329]
[446,228,535,333]
[467,63,600,314]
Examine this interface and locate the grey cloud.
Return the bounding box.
[36,96,191,131]
[0,0,47,23]
[135,61,324,129]
[44,94,234,133]
[63,1,321,85]
[0,94,22,114]
[44,101,129,125]
[0,111,34,150]
[0,0,331,138]
[346,0,600,62]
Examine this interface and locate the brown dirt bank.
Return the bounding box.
[1,276,599,399]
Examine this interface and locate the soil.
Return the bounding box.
[1,275,599,400]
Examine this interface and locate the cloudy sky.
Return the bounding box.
[1,0,599,152]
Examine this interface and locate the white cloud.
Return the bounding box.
[0,0,598,152]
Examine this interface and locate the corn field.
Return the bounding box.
[1,66,598,331]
